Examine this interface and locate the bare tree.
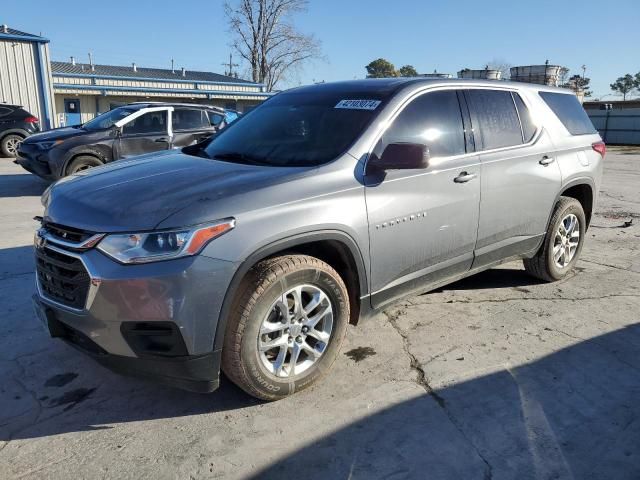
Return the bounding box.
[224,0,322,91]
[486,59,512,80]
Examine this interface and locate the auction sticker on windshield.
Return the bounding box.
[335,99,382,110]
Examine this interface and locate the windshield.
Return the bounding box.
[203,91,386,167]
[83,107,137,131]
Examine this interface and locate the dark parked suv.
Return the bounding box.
[15,102,226,180]
[0,104,40,157]
[33,79,603,400]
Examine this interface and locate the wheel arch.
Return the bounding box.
[63,147,111,176]
[0,129,28,140]
[213,230,369,352]
[558,179,595,227]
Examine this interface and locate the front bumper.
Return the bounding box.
[34,245,238,392]
[15,143,57,180]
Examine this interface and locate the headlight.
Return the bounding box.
[97,219,235,264]
[38,139,65,149]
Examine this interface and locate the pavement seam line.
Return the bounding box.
[384,309,494,480]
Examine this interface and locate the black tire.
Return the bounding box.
[66,155,103,175]
[1,133,24,157]
[222,255,350,400]
[523,196,586,282]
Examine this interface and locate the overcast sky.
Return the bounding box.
[5,0,639,98]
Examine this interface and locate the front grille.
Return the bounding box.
[36,246,90,309]
[43,222,94,244]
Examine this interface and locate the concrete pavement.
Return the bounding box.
[0,151,639,479]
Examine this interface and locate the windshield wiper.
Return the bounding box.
[211,152,271,166]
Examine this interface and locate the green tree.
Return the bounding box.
[398,65,419,77]
[365,58,398,78]
[610,74,636,101]
[564,74,592,97]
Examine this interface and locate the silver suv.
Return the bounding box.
[33,79,604,400]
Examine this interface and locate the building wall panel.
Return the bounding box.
[0,40,43,119]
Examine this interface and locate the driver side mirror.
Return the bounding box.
[367,142,430,173]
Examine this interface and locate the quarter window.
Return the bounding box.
[122,111,168,135]
[539,91,596,135]
[173,108,208,130]
[207,111,225,127]
[382,90,466,158]
[468,90,523,150]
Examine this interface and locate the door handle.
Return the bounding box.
[454,171,477,183]
[539,156,555,166]
[155,137,169,143]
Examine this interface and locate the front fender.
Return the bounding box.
[210,229,369,352]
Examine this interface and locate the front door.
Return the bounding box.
[465,89,562,268]
[366,89,481,308]
[64,99,81,126]
[115,109,171,158]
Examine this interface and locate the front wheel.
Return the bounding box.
[524,196,586,282]
[66,155,103,176]
[222,255,350,400]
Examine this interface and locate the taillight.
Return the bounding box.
[592,141,606,158]
[24,116,39,123]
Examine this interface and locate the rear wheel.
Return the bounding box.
[222,255,350,400]
[1,134,23,157]
[66,155,103,175]
[524,196,586,281]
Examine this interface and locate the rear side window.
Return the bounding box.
[513,93,537,142]
[382,90,466,158]
[123,110,168,135]
[539,91,596,135]
[173,108,208,130]
[0,106,13,117]
[468,90,523,150]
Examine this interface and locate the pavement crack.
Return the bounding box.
[580,259,640,275]
[384,309,493,480]
[418,293,639,305]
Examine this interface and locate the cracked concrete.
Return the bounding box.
[1,149,639,479]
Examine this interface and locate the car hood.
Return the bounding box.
[44,151,311,233]
[25,126,90,143]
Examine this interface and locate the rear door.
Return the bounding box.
[115,108,171,158]
[366,89,481,308]
[172,108,216,148]
[467,88,562,268]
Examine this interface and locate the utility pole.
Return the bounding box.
[221,53,239,77]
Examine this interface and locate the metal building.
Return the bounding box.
[51,61,269,127]
[0,25,55,129]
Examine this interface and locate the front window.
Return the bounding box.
[203,91,387,167]
[83,107,136,131]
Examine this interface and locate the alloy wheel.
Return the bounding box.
[258,284,333,378]
[553,213,580,268]
[5,136,21,156]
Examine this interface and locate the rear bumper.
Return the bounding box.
[35,294,222,393]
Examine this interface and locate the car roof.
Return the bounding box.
[125,102,224,112]
[283,77,573,97]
